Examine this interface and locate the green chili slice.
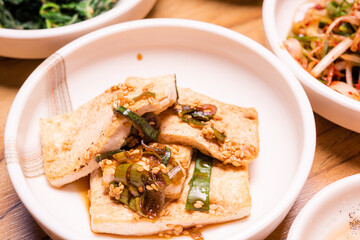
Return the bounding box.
[185,152,212,212]
[115,106,160,141]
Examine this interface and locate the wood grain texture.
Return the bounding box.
[0,0,359,239]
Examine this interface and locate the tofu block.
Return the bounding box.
[89,160,251,236]
[40,74,177,187]
[158,88,259,167]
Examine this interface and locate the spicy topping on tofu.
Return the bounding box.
[97,142,186,219]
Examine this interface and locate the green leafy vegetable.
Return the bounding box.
[0,0,118,29]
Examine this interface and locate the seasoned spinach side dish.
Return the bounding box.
[0,0,118,29]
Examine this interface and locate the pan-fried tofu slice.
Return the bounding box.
[89,160,251,236]
[158,88,259,167]
[40,74,177,187]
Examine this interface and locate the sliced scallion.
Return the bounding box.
[132,92,156,101]
[115,106,160,141]
[185,152,212,212]
[161,147,171,165]
[95,149,122,163]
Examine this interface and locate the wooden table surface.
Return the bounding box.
[1,0,360,239]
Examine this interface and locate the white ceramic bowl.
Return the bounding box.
[0,0,157,59]
[288,174,360,240]
[263,0,360,133]
[5,19,316,239]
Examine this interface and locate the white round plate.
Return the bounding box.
[263,0,360,133]
[5,19,316,240]
[0,0,157,59]
[288,174,360,240]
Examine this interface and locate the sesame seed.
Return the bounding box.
[174,225,183,232]
[146,185,153,191]
[195,224,203,228]
[233,162,241,167]
[167,224,175,229]
[151,183,158,191]
[210,204,217,210]
[183,230,189,235]
[136,166,144,172]
[152,167,160,174]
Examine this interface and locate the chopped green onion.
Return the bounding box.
[174,74,179,102]
[112,151,127,162]
[322,38,329,58]
[179,117,204,126]
[167,164,184,184]
[135,196,146,217]
[143,187,166,219]
[185,152,212,212]
[292,35,318,41]
[212,128,226,143]
[132,92,156,101]
[129,164,149,189]
[128,185,141,197]
[115,106,160,141]
[119,187,130,206]
[161,147,171,165]
[95,149,122,163]
[128,197,136,211]
[115,163,132,186]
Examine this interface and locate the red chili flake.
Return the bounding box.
[349,91,353,95]
[356,83,360,89]
[314,4,323,10]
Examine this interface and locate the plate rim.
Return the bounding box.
[4,18,316,240]
[0,0,157,38]
[288,173,360,239]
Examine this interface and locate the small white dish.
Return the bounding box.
[5,19,316,239]
[288,174,360,240]
[263,0,360,133]
[0,0,157,59]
